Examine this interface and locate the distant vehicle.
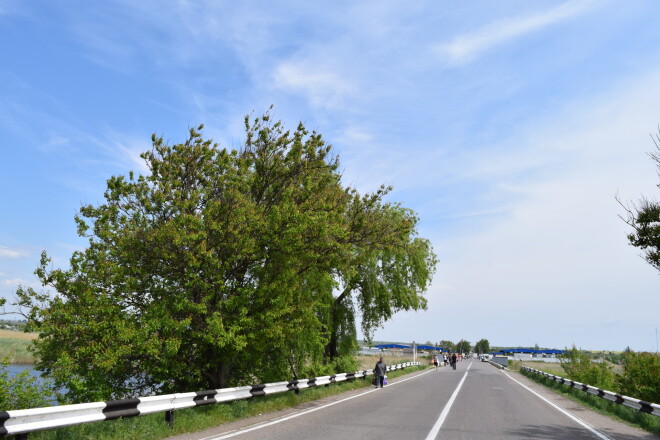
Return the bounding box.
[480,354,492,361]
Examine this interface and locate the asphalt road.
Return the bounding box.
[168,361,657,440]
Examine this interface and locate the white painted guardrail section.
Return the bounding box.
[522,366,660,417]
[0,362,420,438]
[2,402,107,434]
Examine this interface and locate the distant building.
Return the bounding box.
[490,348,566,362]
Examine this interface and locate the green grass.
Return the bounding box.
[0,338,35,364]
[508,360,564,375]
[521,368,660,436]
[21,365,425,440]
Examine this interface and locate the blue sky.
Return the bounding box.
[1,0,658,351]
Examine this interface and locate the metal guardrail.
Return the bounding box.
[0,362,420,438]
[521,366,660,417]
[485,359,508,370]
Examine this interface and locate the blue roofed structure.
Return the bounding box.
[373,344,410,349]
[499,348,566,354]
[416,345,444,352]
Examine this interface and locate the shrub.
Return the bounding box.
[332,355,359,375]
[560,346,615,390]
[615,351,660,403]
[0,359,53,411]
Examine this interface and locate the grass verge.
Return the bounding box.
[0,335,36,364]
[22,364,425,440]
[520,368,660,436]
[508,360,563,375]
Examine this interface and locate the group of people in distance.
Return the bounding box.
[373,351,464,389]
[432,352,460,370]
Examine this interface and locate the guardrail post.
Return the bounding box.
[165,410,175,428]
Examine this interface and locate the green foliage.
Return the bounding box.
[615,351,660,403]
[599,351,625,364]
[559,347,660,404]
[439,340,455,353]
[455,339,471,354]
[0,359,53,411]
[474,338,490,355]
[560,346,615,390]
[0,337,35,364]
[331,355,360,376]
[325,189,437,358]
[14,111,436,402]
[623,199,660,271]
[618,128,660,273]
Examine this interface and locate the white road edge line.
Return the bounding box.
[202,368,436,440]
[424,361,472,440]
[503,371,613,440]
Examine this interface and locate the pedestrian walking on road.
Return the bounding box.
[374,357,387,388]
[432,354,439,370]
[451,353,457,370]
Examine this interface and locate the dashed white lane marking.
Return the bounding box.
[424,362,472,440]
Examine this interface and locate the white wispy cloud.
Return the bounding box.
[435,0,602,65]
[2,278,31,287]
[0,246,28,259]
[274,60,357,110]
[98,130,152,174]
[1,75,151,191]
[374,68,660,350]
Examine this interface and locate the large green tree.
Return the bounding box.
[325,189,436,359]
[618,129,660,273]
[474,338,490,355]
[455,339,471,355]
[439,340,455,353]
[16,112,436,402]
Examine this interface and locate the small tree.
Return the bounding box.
[439,340,455,353]
[615,351,660,403]
[474,338,490,355]
[455,339,471,355]
[618,128,660,273]
[560,346,614,390]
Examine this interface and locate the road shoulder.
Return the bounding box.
[503,369,657,440]
[165,368,432,440]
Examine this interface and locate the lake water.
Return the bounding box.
[5,363,39,378]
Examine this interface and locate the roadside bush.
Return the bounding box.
[615,351,660,403]
[299,355,361,379]
[0,359,53,411]
[560,346,615,390]
[332,355,359,375]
